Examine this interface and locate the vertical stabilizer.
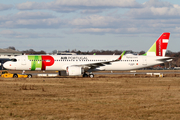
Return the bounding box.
[144,32,170,56]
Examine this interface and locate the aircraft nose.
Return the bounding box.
[3,62,11,69]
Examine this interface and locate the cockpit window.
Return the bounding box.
[11,59,17,62]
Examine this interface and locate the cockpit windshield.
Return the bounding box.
[11,59,17,62]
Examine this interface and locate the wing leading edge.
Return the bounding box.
[70,51,126,69]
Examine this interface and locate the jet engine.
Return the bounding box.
[66,66,84,76]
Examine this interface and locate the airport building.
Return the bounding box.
[57,52,77,55]
[54,50,77,55]
[0,49,22,70]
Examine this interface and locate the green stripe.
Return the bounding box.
[28,56,42,70]
[143,43,156,56]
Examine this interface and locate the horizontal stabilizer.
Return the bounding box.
[156,57,173,62]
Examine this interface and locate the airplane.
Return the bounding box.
[3,32,172,78]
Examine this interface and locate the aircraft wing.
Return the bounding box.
[71,51,126,68]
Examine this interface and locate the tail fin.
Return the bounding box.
[144,32,170,57]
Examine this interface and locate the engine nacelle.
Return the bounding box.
[66,66,84,76]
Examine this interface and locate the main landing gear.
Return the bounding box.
[83,72,94,78]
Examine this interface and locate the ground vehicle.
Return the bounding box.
[0,71,32,78]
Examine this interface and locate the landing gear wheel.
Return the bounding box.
[27,74,32,78]
[89,74,94,78]
[13,74,18,78]
[83,74,89,77]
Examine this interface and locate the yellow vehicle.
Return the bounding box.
[1,71,32,78]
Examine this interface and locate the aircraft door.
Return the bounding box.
[142,57,147,65]
[21,56,27,65]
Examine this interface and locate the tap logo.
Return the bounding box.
[156,33,169,56]
[28,55,54,70]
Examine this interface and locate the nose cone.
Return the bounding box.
[3,62,12,70]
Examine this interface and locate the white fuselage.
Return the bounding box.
[3,54,169,71]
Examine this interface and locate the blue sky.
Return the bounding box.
[1,0,180,53]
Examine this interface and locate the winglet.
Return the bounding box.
[116,51,126,61]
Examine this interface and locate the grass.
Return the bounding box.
[0,73,180,119]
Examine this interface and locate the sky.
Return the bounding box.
[0,0,180,53]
